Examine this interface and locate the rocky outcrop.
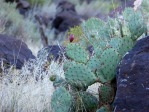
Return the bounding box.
[114,36,149,111]
[52,1,82,33]
[0,34,35,69]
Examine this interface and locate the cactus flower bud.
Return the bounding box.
[69,34,74,42]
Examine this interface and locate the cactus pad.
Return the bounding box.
[96,105,110,112]
[96,48,120,83]
[123,8,147,40]
[65,63,97,89]
[86,56,101,72]
[65,43,89,63]
[81,18,105,39]
[63,60,76,71]
[77,91,98,111]
[94,47,103,58]
[82,18,110,40]
[51,87,72,112]
[99,84,114,104]
[119,36,134,55]
[109,37,123,52]
[109,37,133,56]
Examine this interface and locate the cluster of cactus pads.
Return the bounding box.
[51,8,147,112]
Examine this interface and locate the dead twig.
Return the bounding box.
[35,15,48,47]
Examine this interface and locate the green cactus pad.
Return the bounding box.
[121,23,131,37]
[81,18,104,39]
[51,87,73,112]
[109,37,123,52]
[98,41,109,50]
[96,48,121,83]
[106,18,120,37]
[53,77,67,88]
[81,17,112,42]
[109,37,134,56]
[123,8,147,40]
[96,105,110,112]
[99,84,114,104]
[65,63,97,89]
[86,56,101,72]
[120,36,134,55]
[94,47,104,58]
[63,60,76,71]
[77,91,98,111]
[65,43,89,63]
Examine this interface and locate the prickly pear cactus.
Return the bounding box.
[51,6,148,112]
[63,60,76,71]
[96,48,121,83]
[96,105,111,112]
[51,87,73,112]
[82,18,111,40]
[74,91,98,111]
[86,56,101,72]
[99,84,115,104]
[65,43,89,63]
[123,8,147,40]
[109,37,134,56]
[65,63,97,89]
[120,37,134,55]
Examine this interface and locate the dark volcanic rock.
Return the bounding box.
[114,36,149,112]
[56,0,76,12]
[16,0,30,16]
[37,45,65,62]
[52,1,82,33]
[0,34,35,69]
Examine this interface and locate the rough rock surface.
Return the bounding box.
[16,0,30,16]
[0,34,35,69]
[37,45,65,62]
[52,1,82,33]
[114,36,149,111]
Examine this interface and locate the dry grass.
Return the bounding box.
[0,57,65,112]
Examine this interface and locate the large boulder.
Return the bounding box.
[0,34,35,69]
[52,1,82,33]
[114,36,149,111]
